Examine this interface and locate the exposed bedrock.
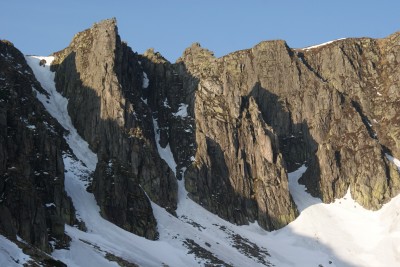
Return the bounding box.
[51,19,177,239]
[51,18,400,235]
[0,40,75,252]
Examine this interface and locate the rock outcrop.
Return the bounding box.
[172,43,300,230]
[51,19,177,239]
[139,48,196,180]
[93,158,157,239]
[296,35,400,209]
[0,40,75,252]
[138,43,299,230]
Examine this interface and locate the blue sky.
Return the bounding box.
[1,1,399,62]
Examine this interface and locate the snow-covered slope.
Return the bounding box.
[8,55,398,267]
[277,166,400,267]
[0,235,32,267]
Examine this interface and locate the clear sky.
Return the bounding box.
[1,1,399,62]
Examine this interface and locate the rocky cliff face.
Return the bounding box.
[49,19,400,236]
[136,44,299,230]
[2,17,399,266]
[177,36,400,214]
[1,19,400,263]
[51,19,178,239]
[49,19,301,232]
[0,40,75,253]
[171,43,299,230]
[297,35,400,207]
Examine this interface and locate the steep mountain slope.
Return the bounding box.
[50,19,176,239]
[15,57,400,266]
[0,40,75,265]
[48,18,300,234]
[1,18,400,266]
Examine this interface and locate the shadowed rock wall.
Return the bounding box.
[0,40,75,252]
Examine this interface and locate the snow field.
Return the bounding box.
[0,235,31,267]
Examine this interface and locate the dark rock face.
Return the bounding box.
[93,158,158,239]
[51,19,177,239]
[0,40,75,252]
[139,49,197,180]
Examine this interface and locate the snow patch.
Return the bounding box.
[172,103,188,118]
[385,154,400,172]
[142,72,149,88]
[20,117,36,130]
[152,117,177,175]
[0,235,31,267]
[279,164,400,267]
[140,97,148,105]
[25,56,98,171]
[163,97,171,108]
[26,124,36,130]
[287,165,319,211]
[303,38,347,50]
[45,203,56,208]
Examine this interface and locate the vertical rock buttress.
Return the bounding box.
[52,19,178,239]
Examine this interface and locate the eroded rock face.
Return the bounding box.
[93,158,158,239]
[174,34,400,227]
[296,35,400,209]
[138,48,197,179]
[0,40,75,252]
[138,45,300,230]
[51,19,178,239]
[50,18,400,234]
[177,42,300,230]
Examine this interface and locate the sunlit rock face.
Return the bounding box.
[51,19,177,239]
[52,19,400,234]
[172,33,400,229]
